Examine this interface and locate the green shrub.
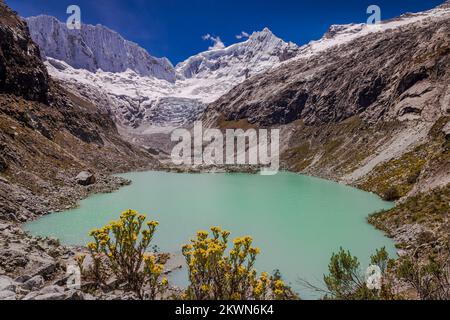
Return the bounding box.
[316,247,396,300]
[383,186,401,201]
[397,253,449,300]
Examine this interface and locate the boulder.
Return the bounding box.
[14,275,31,283]
[75,171,96,186]
[0,275,16,292]
[39,285,64,295]
[31,261,58,279]
[22,275,44,291]
[38,292,67,300]
[0,290,16,300]
[65,290,85,300]
[23,285,66,300]
[24,292,67,301]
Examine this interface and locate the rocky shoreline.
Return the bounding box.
[1,163,448,300]
[0,165,201,300]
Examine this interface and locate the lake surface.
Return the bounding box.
[24,171,396,298]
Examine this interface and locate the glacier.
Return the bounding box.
[25,3,450,133]
[28,16,300,130]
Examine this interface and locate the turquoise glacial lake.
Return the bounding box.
[24,171,396,298]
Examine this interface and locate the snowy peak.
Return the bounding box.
[323,23,365,39]
[437,0,450,9]
[294,2,450,60]
[247,27,278,42]
[25,16,297,86]
[26,15,176,82]
[176,27,299,80]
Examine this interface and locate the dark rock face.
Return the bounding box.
[0,1,49,103]
[204,14,450,127]
[396,68,429,96]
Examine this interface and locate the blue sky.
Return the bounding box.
[6,0,444,64]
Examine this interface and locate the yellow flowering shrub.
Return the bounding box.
[182,227,288,300]
[87,210,168,299]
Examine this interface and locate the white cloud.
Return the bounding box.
[235,31,250,40]
[202,34,225,50]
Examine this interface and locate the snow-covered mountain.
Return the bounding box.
[177,28,298,79]
[27,17,300,129]
[26,15,176,82]
[25,2,450,133]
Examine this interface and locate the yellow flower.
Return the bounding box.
[161,277,168,286]
[222,230,231,238]
[274,289,284,296]
[211,226,222,234]
[233,237,243,246]
[274,280,285,288]
[201,284,210,293]
[260,272,269,282]
[144,254,155,262]
[153,264,164,274]
[237,266,246,275]
[89,229,99,237]
[121,209,137,219]
[147,220,159,228]
[182,244,193,251]
[243,236,253,246]
[142,229,150,237]
[253,284,264,296]
[231,293,241,300]
[197,230,209,239]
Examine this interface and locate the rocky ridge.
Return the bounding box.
[0,0,159,223]
[0,0,161,299]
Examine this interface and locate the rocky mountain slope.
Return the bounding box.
[203,2,450,257]
[0,0,157,222]
[204,1,450,187]
[26,19,299,130]
[0,2,165,300]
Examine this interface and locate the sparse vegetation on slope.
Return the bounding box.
[0,1,158,221]
[368,184,449,255]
